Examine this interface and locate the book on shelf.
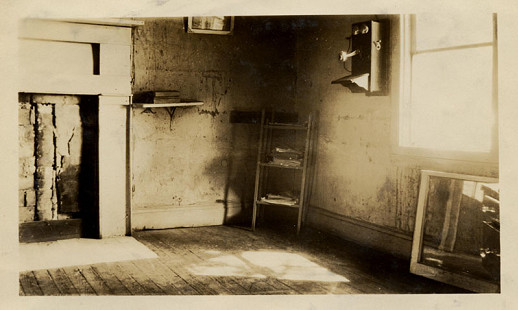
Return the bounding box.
[153,90,180,97]
[133,91,181,103]
[154,97,182,104]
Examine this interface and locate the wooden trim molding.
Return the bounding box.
[53,18,144,27]
[19,19,133,44]
[19,19,133,96]
[132,202,246,231]
[306,205,413,259]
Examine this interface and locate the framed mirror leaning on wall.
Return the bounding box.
[410,170,500,293]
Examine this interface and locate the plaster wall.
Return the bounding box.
[293,15,498,256]
[131,17,297,226]
[130,15,499,249]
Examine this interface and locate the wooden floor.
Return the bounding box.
[19,225,468,295]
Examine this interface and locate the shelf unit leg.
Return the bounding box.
[302,112,317,227]
[297,208,303,235]
[295,112,313,235]
[251,110,266,231]
[252,203,257,231]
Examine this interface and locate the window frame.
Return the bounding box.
[394,14,499,164]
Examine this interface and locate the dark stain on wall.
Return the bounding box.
[198,108,220,117]
[377,177,395,204]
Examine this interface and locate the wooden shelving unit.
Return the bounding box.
[251,110,316,235]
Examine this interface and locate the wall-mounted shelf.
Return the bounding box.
[132,102,204,125]
[132,102,204,108]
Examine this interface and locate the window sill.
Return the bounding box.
[390,146,499,177]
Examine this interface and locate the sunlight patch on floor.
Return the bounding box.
[187,249,350,282]
[242,251,350,282]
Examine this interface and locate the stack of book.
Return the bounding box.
[153,91,181,104]
[269,146,303,167]
[134,91,181,104]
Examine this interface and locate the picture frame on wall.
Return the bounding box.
[187,16,234,35]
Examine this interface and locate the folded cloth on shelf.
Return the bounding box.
[269,146,303,166]
[271,158,302,167]
[260,193,298,206]
[273,147,302,158]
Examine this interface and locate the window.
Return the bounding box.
[399,13,498,160]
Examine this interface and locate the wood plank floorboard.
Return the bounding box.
[178,227,293,295]
[116,260,165,295]
[90,263,132,295]
[131,258,184,295]
[151,230,234,295]
[138,232,219,295]
[19,225,469,296]
[212,276,252,295]
[47,268,79,295]
[105,262,149,295]
[19,282,25,296]
[78,265,114,295]
[60,266,96,295]
[32,269,61,295]
[19,271,42,296]
[141,257,198,295]
[190,226,374,294]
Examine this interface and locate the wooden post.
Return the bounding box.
[98,95,129,238]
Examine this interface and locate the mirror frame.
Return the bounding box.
[410,170,500,293]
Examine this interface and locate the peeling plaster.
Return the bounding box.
[198,108,220,117]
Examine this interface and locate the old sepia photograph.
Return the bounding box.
[1,1,517,309]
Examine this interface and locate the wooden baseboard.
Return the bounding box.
[306,205,413,259]
[19,219,82,243]
[132,202,248,230]
[131,202,414,259]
